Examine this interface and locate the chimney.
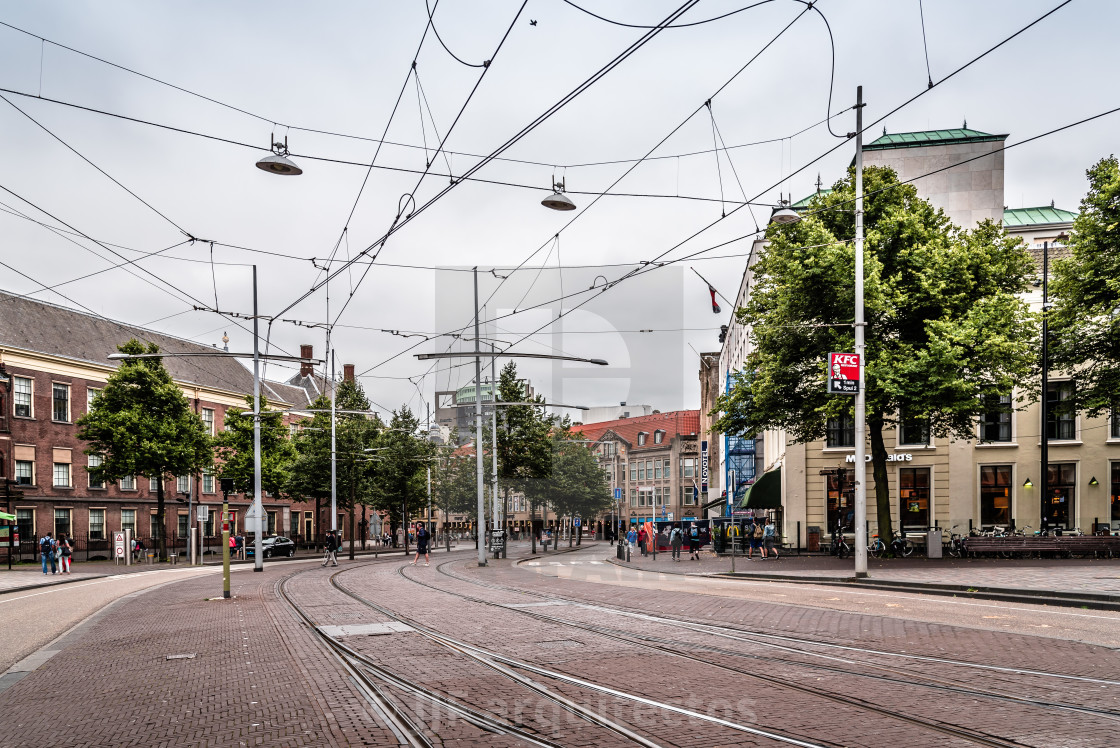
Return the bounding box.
[299,344,314,377]
[343,363,355,383]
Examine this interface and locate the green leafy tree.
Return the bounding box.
[432,454,479,523]
[77,340,213,560]
[545,428,613,545]
[373,407,432,551]
[715,166,1037,544]
[1050,155,1120,415]
[213,395,297,500]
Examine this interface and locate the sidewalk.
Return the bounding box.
[611,546,1120,609]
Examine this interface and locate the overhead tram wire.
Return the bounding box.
[271,0,699,324]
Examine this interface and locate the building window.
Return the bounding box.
[898,410,930,446]
[637,432,647,446]
[150,476,160,492]
[13,376,31,417]
[629,462,636,482]
[202,469,215,494]
[150,513,162,541]
[600,441,614,458]
[654,430,664,444]
[201,408,215,436]
[979,394,1012,443]
[121,509,136,534]
[826,415,855,448]
[178,513,189,538]
[17,508,34,543]
[653,485,662,506]
[15,460,33,486]
[89,508,105,540]
[53,463,71,488]
[654,461,662,480]
[290,513,300,538]
[980,465,1012,527]
[52,383,70,422]
[629,488,637,507]
[1043,463,1076,529]
[204,510,216,538]
[176,475,191,494]
[681,458,697,479]
[87,454,104,489]
[87,387,100,411]
[1046,382,1076,441]
[826,469,855,531]
[1111,405,1120,440]
[1112,462,1120,522]
[120,475,136,491]
[54,508,71,538]
[682,486,696,505]
[663,459,671,479]
[645,460,653,480]
[267,511,277,535]
[637,462,645,480]
[899,467,930,530]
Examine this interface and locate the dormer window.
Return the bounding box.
[654,430,665,444]
[637,432,648,446]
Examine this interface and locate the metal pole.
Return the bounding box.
[252,265,264,572]
[473,268,487,566]
[221,491,230,598]
[187,471,193,566]
[330,349,337,534]
[1041,241,1049,530]
[853,85,869,578]
[490,346,500,554]
[427,402,433,541]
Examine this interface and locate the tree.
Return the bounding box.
[77,340,213,560]
[432,454,479,521]
[545,428,613,545]
[373,407,432,551]
[1049,155,1120,416]
[212,395,297,501]
[715,166,1038,544]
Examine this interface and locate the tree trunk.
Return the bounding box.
[155,477,167,561]
[868,414,894,548]
[348,503,355,560]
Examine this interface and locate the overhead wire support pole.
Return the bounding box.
[491,342,500,557]
[252,265,264,571]
[331,349,337,536]
[474,267,487,566]
[853,86,868,579]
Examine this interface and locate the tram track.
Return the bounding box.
[392,557,1120,746]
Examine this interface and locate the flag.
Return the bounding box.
[708,285,721,314]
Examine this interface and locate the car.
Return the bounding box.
[245,536,296,559]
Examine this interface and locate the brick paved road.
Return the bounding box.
[1,541,1117,747]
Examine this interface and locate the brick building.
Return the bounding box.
[0,291,331,555]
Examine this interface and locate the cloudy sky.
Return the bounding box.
[0,0,1114,419]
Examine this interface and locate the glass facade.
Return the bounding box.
[1043,463,1076,528]
[899,467,930,530]
[826,469,855,531]
[980,465,1012,526]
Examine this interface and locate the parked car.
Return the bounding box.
[245,536,296,559]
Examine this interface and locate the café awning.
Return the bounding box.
[737,468,782,510]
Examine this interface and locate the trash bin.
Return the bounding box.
[926,529,943,559]
[806,526,821,553]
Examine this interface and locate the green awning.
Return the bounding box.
[737,468,782,510]
[0,511,16,522]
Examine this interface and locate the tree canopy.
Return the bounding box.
[1049,155,1120,415]
[77,339,212,559]
[715,166,1038,541]
[213,394,296,498]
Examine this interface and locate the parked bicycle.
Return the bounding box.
[889,532,915,558]
[945,525,966,557]
[831,523,852,559]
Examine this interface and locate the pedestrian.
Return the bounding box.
[670,524,683,561]
[763,517,780,559]
[638,525,648,557]
[688,523,701,560]
[133,537,145,563]
[39,532,53,575]
[751,520,764,559]
[744,518,757,559]
[321,530,339,567]
[626,526,638,557]
[229,532,237,559]
[58,534,73,574]
[411,522,431,566]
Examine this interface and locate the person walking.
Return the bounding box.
[744,518,757,560]
[57,534,73,574]
[688,523,701,560]
[39,532,53,575]
[321,530,340,567]
[411,522,431,566]
[626,526,638,558]
[763,517,780,559]
[637,525,647,557]
[751,520,765,559]
[669,524,683,561]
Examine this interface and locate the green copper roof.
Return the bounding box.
[864,128,1008,151]
[1003,206,1077,227]
[792,188,831,208]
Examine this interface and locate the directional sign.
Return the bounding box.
[828,352,860,395]
[573,517,581,528]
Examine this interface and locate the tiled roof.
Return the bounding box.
[1003,206,1077,227]
[572,410,700,447]
[864,128,1007,151]
[0,289,313,406]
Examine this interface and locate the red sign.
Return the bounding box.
[828,352,860,395]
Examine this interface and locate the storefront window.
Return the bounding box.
[980,465,1012,526]
[826,415,854,448]
[899,467,930,530]
[1112,462,1120,522]
[1046,382,1076,441]
[826,469,854,531]
[979,394,1012,443]
[1044,462,1076,529]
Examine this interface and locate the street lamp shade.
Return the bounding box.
[770,202,801,225]
[541,179,576,211]
[255,136,303,176]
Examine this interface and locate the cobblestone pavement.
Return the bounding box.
[0,541,1117,747]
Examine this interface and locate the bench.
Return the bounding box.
[963,535,1119,557]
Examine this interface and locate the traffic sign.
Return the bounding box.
[197,506,210,523]
[614,488,622,500]
[573,517,581,528]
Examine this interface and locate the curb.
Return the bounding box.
[0,573,110,596]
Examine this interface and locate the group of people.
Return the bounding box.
[623,517,781,561]
[743,517,780,560]
[38,532,74,574]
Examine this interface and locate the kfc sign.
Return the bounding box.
[828,352,860,395]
